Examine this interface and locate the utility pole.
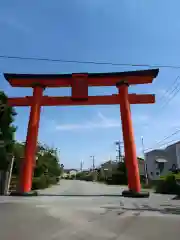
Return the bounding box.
[90,156,95,171]
[80,160,83,171]
[4,155,15,195]
[115,141,123,162]
[90,156,96,181]
[141,136,148,185]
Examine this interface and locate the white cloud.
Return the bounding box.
[55,112,120,131]
[55,111,150,131]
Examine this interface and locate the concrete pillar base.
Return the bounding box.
[10,191,38,197]
[122,190,149,198]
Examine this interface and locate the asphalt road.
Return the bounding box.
[0,180,180,240]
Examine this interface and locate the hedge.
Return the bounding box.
[105,171,127,185]
[32,175,59,190]
[75,172,94,181]
[155,173,180,195]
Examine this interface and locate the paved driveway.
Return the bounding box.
[0,180,180,240]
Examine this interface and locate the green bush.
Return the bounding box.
[141,182,153,189]
[47,176,58,185]
[32,176,48,190]
[84,174,93,181]
[97,174,105,182]
[56,176,60,183]
[105,171,127,185]
[76,172,87,180]
[69,175,76,180]
[75,172,94,181]
[155,174,180,194]
[32,175,59,190]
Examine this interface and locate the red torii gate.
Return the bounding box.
[4,68,159,197]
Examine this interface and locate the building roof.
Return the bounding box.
[101,160,117,166]
[63,169,78,173]
[137,157,144,162]
[146,140,180,154]
[165,141,180,150]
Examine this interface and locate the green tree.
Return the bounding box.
[0,91,16,171]
[12,141,24,175]
[11,141,62,190]
[109,161,127,185]
[34,142,61,178]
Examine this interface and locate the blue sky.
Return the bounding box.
[1,0,180,169]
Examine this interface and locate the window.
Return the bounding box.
[156,172,159,175]
[155,159,167,173]
[158,162,165,173]
[151,172,153,176]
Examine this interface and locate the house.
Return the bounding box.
[138,157,145,176]
[100,160,118,179]
[62,169,78,178]
[81,169,90,174]
[145,141,180,180]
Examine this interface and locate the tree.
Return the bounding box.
[12,141,24,175]
[12,141,62,180]
[34,142,61,178]
[10,141,62,190]
[108,161,127,185]
[0,91,16,171]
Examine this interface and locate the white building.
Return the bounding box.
[145,141,180,180]
[62,169,78,178]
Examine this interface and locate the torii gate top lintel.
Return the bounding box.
[4,68,159,88]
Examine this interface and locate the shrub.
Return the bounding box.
[105,171,127,185]
[75,172,94,181]
[56,176,60,183]
[141,182,153,189]
[97,174,105,182]
[155,174,180,194]
[76,172,87,180]
[32,175,59,190]
[84,174,93,181]
[32,176,48,190]
[105,162,128,185]
[69,175,76,180]
[47,176,58,185]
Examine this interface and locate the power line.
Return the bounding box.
[157,76,180,102]
[145,138,179,153]
[141,76,180,138]
[158,81,180,111]
[156,129,180,145]
[1,54,180,69]
[143,80,180,151]
[153,76,180,111]
[145,128,180,152]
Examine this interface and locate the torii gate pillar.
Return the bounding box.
[117,81,144,197]
[20,86,44,194]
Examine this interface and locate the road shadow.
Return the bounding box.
[38,193,123,197]
[102,202,180,216]
[172,195,180,200]
[120,206,180,215]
